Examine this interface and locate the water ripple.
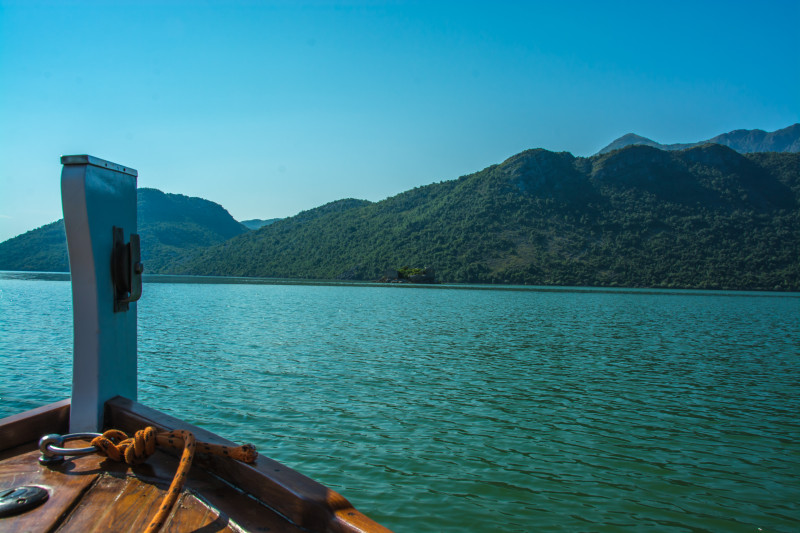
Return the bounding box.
[1,277,799,531]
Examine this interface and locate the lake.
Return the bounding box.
[1,272,798,532]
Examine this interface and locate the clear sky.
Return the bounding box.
[1,0,798,242]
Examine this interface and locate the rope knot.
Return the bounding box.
[91,426,157,465]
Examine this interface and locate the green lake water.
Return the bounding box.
[1,272,798,532]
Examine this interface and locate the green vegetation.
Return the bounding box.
[172,145,800,291]
[0,188,248,273]
[3,145,798,291]
[136,188,249,272]
[398,267,426,278]
[0,220,69,272]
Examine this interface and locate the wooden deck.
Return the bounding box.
[0,398,391,533]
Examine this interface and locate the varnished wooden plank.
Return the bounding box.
[56,475,236,533]
[56,475,165,533]
[105,396,392,533]
[162,493,235,533]
[0,443,37,463]
[118,444,306,533]
[0,438,305,533]
[0,447,101,532]
[0,399,70,452]
[58,476,234,533]
[178,472,306,533]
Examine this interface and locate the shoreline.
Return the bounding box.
[2,270,798,297]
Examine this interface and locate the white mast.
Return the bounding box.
[61,155,141,432]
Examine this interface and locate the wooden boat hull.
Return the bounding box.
[0,397,390,532]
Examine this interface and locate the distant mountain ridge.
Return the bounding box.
[598,124,800,155]
[3,139,799,290]
[241,218,281,230]
[174,144,800,290]
[0,188,248,272]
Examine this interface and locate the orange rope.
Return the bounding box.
[91,427,257,532]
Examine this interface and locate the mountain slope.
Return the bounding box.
[598,133,694,154]
[0,220,69,272]
[707,124,800,153]
[598,124,800,155]
[136,188,249,271]
[0,188,249,273]
[174,146,800,290]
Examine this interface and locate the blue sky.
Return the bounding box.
[1,0,798,242]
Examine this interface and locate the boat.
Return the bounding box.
[0,155,391,532]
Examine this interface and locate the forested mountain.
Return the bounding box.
[136,188,249,271]
[0,220,70,272]
[172,145,800,290]
[0,188,248,273]
[3,146,798,290]
[598,124,800,155]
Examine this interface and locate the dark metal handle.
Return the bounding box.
[112,227,144,312]
[122,233,143,305]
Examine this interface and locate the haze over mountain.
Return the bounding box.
[598,124,800,155]
[241,218,282,230]
[0,188,248,273]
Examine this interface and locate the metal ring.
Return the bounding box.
[45,443,99,457]
[39,432,102,458]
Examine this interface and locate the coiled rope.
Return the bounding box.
[90,426,257,533]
